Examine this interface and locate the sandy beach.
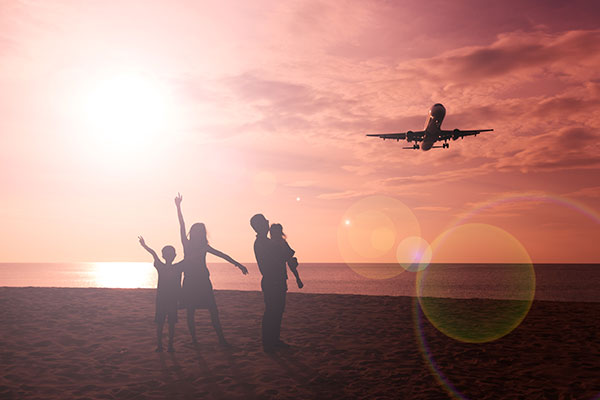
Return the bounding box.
[0,287,598,399]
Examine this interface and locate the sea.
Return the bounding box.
[0,263,598,303]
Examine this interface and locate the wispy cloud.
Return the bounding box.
[317,190,374,200]
[414,206,451,212]
[397,30,600,87]
[562,186,600,199]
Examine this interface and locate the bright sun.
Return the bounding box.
[82,72,171,155]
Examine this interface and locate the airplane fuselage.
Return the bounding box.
[421,103,446,151]
[366,103,492,150]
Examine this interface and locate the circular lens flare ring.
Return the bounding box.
[397,236,432,272]
[337,195,421,279]
[417,223,536,343]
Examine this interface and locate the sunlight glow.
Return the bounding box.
[253,171,277,196]
[81,72,172,154]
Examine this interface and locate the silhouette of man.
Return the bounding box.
[251,213,295,352]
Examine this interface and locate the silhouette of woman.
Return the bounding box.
[175,193,248,345]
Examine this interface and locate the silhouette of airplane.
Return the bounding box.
[367,103,493,151]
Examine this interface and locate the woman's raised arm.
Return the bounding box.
[174,192,187,246]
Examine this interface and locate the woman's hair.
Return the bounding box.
[269,223,286,240]
[188,222,208,246]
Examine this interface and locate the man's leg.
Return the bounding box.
[262,287,278,350]
[273,289,287,344]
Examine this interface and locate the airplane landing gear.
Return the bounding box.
[413,144,420,150]
[442,143,449,149]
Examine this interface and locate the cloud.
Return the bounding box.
[493,127,600,173]
[285,180,318,188]
[378,162,496,187]
[224,72,363,119]
[457,192,551,219]
[563,186,600,199]
[413,206,451,212]
[398,29,600,86]
[317,190,372,200]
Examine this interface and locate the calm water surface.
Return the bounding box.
[0,263,598,302]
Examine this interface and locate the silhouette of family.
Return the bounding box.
[138,193,302,353]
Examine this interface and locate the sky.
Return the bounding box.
[0,0,599,264]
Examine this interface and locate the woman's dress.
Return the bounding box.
[179,242,216,310]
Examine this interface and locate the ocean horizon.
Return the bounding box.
[0,262,598,303]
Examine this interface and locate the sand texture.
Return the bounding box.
[0,287,598,399]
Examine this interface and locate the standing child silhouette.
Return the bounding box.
[138,236,183,353]
[270,223,303,289]
[175,193,248,346]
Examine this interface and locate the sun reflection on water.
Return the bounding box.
[91,262,156,288]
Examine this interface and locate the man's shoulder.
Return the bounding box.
[254,237,274,269]
[254,236,272,249]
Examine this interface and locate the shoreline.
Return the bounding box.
[2,286,600,304]
[1,287,599,399]
[2,263,600,303]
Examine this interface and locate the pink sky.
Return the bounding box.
[1,0,599,263]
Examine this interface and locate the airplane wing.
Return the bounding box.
[366,131,426,141]
[440,129,493,141]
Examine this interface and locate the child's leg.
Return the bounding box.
[291,267,303,288]
[186,308,197,343]
[208,304,227,345]
[156,314,166,351]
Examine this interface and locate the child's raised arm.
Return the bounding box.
[207,246,249,275]
[138,236,160,265]
[174,193,187,247]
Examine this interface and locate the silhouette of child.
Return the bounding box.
[270,223,303,289]
[138,236,183,353]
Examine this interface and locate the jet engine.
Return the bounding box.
[452,129,460,140]
[406,130,414,142]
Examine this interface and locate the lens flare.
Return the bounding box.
[412,195,599,398]
[413,298,468,400]
[345,210,396,258]
[417,224,535,343]
[337,196,420,279]
[397,236,432,271]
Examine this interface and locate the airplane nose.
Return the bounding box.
[430,104,446,120]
